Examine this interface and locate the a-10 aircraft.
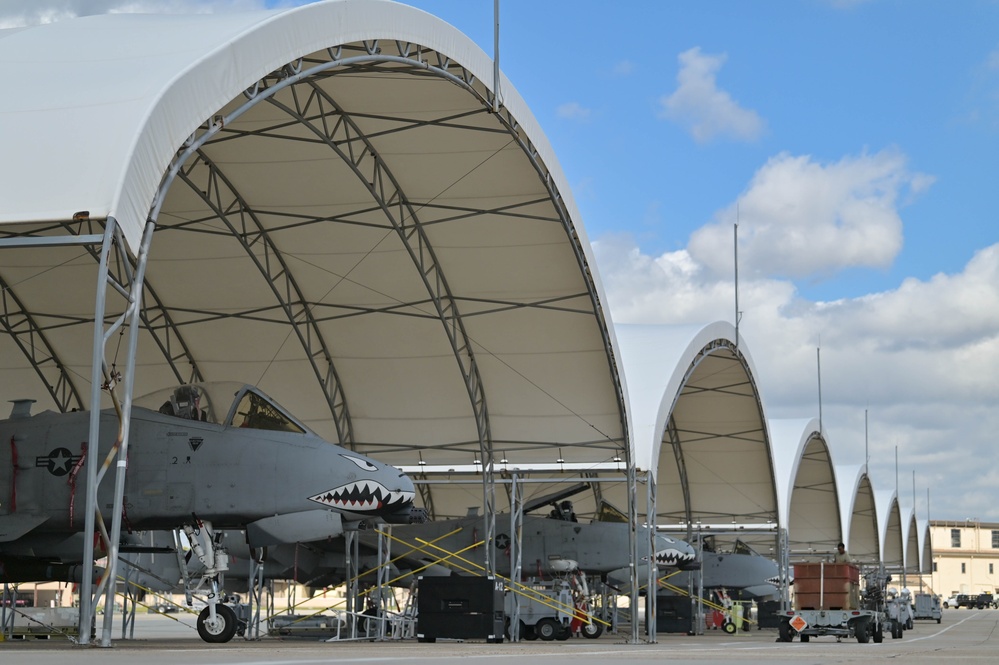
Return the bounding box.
[649,537,783,601]
[0,382,415,642]
[211,506,698,594]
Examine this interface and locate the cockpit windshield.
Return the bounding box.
[733,539,761,557]
[136,383,309,434]
[229,388,305,433]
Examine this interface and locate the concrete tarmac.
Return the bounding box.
[2,608,997,665]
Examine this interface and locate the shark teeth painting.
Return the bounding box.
[655,547,696,566]
[308,480,415,514]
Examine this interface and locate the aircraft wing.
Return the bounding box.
[0,514,49,543]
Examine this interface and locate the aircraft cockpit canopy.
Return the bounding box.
[136,383,311,434]
[229,388,305,433]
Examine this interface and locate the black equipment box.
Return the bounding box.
[417,576,505,643]
[655,594,694,633]
[756,600,781,629]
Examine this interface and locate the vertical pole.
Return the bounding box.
[78,219,117,645]
[376,526,391,639]
[816,347,822,430]
[864,410,869,475]
[627,460,639,643]
[509,473,523,641]
[492,0,500,113]
[100,219,155,646]
[345,530,358,638]
[733,220,739,349]
[646,470,658,642]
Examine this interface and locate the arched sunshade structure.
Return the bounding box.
[0,0,632,642]
[770,418,842,558]
[614,322,777,542]
[902,505,920,575]
[875,489,904,568]
[0,0,628,512]
[916,518,932,574]
[836,464,880,564]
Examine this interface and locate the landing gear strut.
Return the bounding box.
[183,520,242,644]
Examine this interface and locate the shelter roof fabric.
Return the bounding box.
[0,0,625,520]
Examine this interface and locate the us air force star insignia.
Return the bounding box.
[36,447,81,477]
[495,533,511,550]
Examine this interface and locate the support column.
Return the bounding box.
[508,473,524,641]
[646,470,657,642]
[99,219,155,646]
[345,530,359,638]
[627,458,639,644]
[78,219,118,646]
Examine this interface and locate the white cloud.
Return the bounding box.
[659,47,765,143]
[556,101,592,121]
[613,60,635,77]
[687,149,934,280]
[592,230,999,521]
[0,0,266,28]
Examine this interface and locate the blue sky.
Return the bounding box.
[395,0,999,300]
[4,0,999,524]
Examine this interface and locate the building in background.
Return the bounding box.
[929,520,999,598]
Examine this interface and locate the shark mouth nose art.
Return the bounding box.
[655,548,696,566]
[308,480,414,513]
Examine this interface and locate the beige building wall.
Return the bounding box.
[929,520,999,597]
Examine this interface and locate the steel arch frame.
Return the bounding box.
[139,38,624,582]
[172,149,355,447]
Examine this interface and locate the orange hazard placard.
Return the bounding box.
[789,615,808,632]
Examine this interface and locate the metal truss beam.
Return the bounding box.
[56,222,206,386]
[172,151,355,448]
[256,64,496,571]
[0,273,83,412]
[666,415,693,537]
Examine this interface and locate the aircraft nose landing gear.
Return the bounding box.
[197,604,239,643]
[183,520,239,643]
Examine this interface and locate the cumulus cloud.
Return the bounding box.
[659,47,765,143]
[688,149,934,280]
[592,230,999,520]
[556,101,592,121]
[0,0,265,28]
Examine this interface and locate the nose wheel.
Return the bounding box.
[197,604,239,643]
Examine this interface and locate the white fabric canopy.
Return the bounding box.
[0,0,626,520]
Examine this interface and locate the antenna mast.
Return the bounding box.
[816,347,822,430]
[864,409,869,475]
[734,218,741,348]
[492,0,501,113]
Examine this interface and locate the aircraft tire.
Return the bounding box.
[581,621,603,639]
[197,605,238,643]
[536,618,560,641]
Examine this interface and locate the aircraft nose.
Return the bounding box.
[306,453,416,515]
